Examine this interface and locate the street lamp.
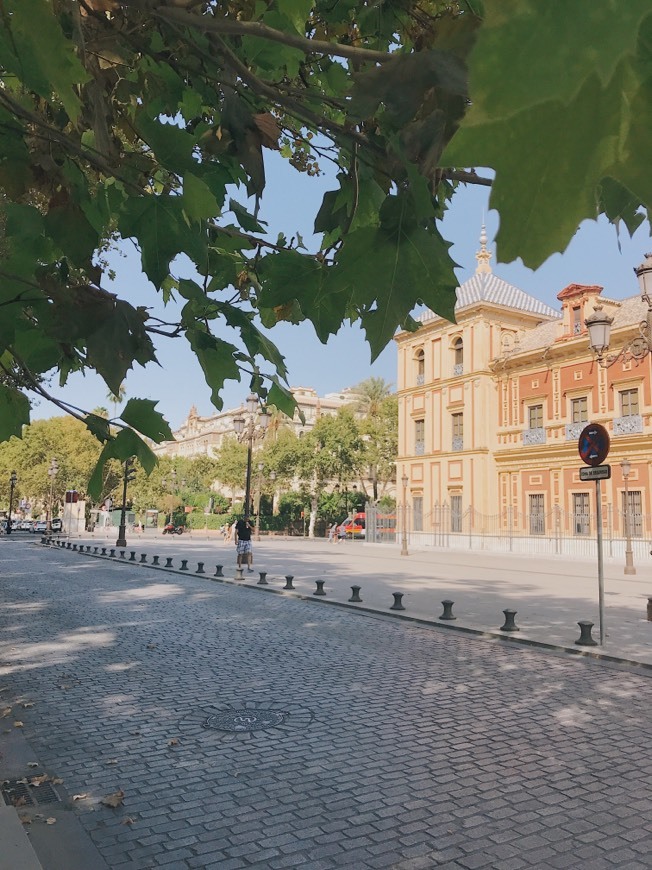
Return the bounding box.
[116,457,136,547]
[621,458,636,575]
[47,458,59,534]
[254,461,264,541]
[587,253,652,365]
[269,470,277,515]
[6,470,17,535]
[400,472,409,556]
[233,393,269,518]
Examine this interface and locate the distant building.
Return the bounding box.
[153,386,356,459]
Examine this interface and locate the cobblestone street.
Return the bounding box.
[2,539,652,869]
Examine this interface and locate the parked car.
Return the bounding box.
[33,521,48,533]
[19,520,32,531]
[342,512,366,538]
[51,518,63,533]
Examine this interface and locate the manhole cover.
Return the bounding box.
[204,708,288,733]
[1,779,61,807]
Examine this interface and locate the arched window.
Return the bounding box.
[452,337,463,375]
[415,348,425,385]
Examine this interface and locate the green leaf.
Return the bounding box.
[120,399,173,443]
[44,204,99,267]
[267,381,298,419]
[186,328,241,409]
[466,1,652,123]
[88,429,157,500]
[183,173,221,221]
[84,413,111,444]
[85,300,158,395]
[598,177,645,237]
[135,113,196,173]
[229,199,266,233]
[0,384,30,441]
[4,0,90,120]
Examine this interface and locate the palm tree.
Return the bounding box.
[349,377,393,418]
[106,383,126,419]
[92,406,109,418]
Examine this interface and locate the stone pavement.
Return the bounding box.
[1,537,652,869]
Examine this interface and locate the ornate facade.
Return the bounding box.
[396,231,652,546]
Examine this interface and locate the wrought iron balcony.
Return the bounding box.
[613,415,643,435]
[451,436,464,452]
[414,441,425,455]
[415,374,424,386]
[453,363,463,376]
[522,427,546,445]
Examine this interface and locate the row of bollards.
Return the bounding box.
[45,538,602,645]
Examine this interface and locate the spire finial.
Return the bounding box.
[475,223,492,275]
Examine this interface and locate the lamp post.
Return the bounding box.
[47,458,58,534]
[254,461,264,541]
[621,458,636,575]
[587,253,652,365]
[400,472,409,556]
[116,457,136,547]
[6,470,17,535]
[269,470,277,515]
[233,394,269,519]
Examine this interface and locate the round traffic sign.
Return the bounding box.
[578,423,610,467]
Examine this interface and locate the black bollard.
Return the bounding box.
[283,575,295,590]
[66,542,72,549]
[140,554,147,564]
[390,592,405,611]
[648,597,652,622]
[119,550,125,559]
[86,545,92,553]
[196,562,205,574]
[439,600,456,620]
[180,559,188,571]
[214,564,224,577]
[72,544,78,551]
[165,557,173,568]
[235,567,244,581]
[349,585,362,603]
[575,620,598,646]
[93,547,98,554]
[313,579,326,596]
[101,547,107,556]
[129,551,136,562]
[257,572,268,585]
[109,548,116,558]
[152,555,160,566]
[500,609,519,632]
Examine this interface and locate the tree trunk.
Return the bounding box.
[308,494,318,538]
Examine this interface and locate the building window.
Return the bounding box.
[415,348,425,386]
[528,404,543,429]
[414,419,424,455]
[451,495,463,533]
[413,496,423,532]
[452,412,463,451]
[529,493,545,535]
[620,388,639,416]
[572,307,582,334]
[571,396,588,424]
[573,493,590,536]
[622,490,643,537]
[452,337,463,376]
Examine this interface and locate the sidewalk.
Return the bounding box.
[55,532,652,668]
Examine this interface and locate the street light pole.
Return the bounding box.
[254,461,264,541]
[400,472,409,556]
[47,458,58,535]
[234,394,269,519]
[116,458,136,547]
[621,458,636,575]
[6,470,17,535]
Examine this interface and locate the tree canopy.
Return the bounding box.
[1,1,650,493]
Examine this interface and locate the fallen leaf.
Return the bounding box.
[131,731,141,736]
[12,796,27,807]
[18,814,31,825]
[46,817,56,825]
[105,759,118,765]
[57,685,70,691]
[167,738,179,747]
[146,643,156,649]
[1,707,12,718]
[122,817,135,825]
[14,721,23,728]
[72,793,88,801]
[30,774,50,786]
[22,702,34,709]
[101,790,125,808]
[51,777,63,785]
[27,763,39,768]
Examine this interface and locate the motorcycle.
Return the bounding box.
[162,523,184,535]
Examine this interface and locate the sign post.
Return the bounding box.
[578,423,611,645]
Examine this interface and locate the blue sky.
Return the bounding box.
[31,153,652,430]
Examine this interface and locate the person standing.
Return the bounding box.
[234,516,254,572]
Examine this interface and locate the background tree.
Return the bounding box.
[3,4,644,488]
[359,395,398,502]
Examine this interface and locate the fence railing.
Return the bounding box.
[366,500,652,559]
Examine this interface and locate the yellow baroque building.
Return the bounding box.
[395,232,652,556]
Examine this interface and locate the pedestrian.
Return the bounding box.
[337,521,347,544]
[224,522,233,544]
[328,522,338,543]
[234,515,254,572]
